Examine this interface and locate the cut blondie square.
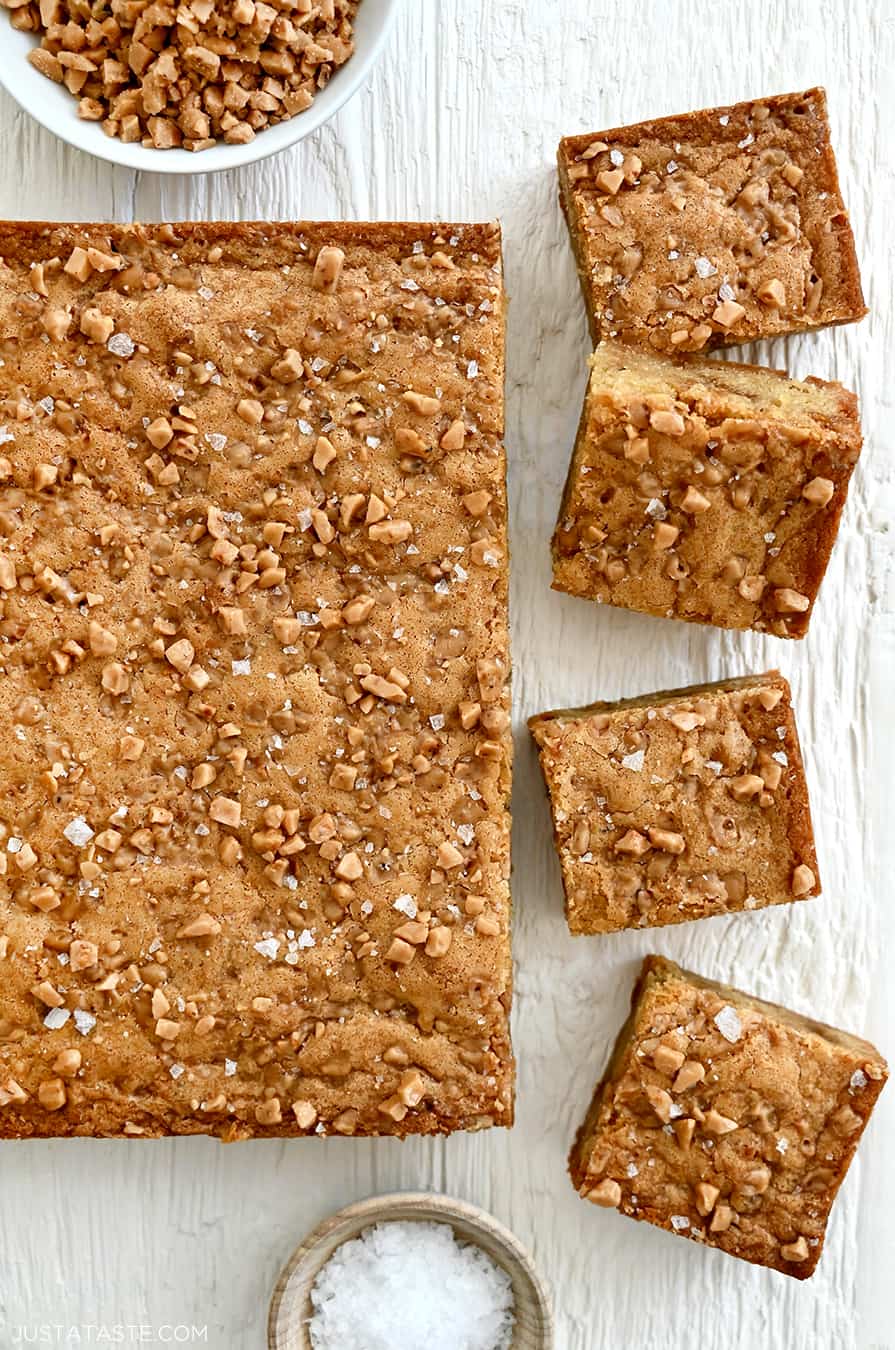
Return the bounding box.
[0,220,512,1140]
[551,339,861,637]
[529,671,818,935]
[570,956,888,1278]
[558,88,866,352]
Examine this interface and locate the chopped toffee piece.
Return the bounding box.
[529,672,819,934]
[552,340,861,637]
[558,88,866,352]
[570,956,888,1278]
[0,220,512,1140]
[5,0,361,153]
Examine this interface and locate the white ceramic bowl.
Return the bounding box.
[0,0,401,174]
[268,1191,554,1350]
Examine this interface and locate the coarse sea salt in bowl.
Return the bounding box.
[268,1191,553,1350]
[0,0,401,175]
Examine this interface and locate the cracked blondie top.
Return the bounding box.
[552,339,861,637]
[570,956,888,1278]
[558,88,866,353]
[0,220,512,1140]
[529,672,818,935]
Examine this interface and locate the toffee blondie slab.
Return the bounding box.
[558,88,866,353]
[0,220,512,1140]
[529,672,818,935]
[552,340,861,637]
[570,956,888,1278]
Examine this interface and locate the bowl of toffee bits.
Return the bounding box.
[0,0,401,173]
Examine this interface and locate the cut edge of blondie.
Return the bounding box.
[550,339,862,639]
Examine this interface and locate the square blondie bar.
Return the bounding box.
[0,220,512,1139]
[558,88,866,353]
[570,956,888,1278]
[552,339,861,637]
[529,672,818,934]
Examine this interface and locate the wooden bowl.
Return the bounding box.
[268,1191,553,1350]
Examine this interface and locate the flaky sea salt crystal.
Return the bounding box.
[308,1220,514,1350]
[694,256,717,278]
[73,1010,96,1036]
[620,749,645,772]
[393,894,417,919]
[670,1214,690,1231]
[107,332,135,357]
[253,937,280,960]
[714,1005,742,1043]
[64,816,94,847]
[44,1008,70,1030]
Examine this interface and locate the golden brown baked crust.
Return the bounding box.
[529,671,818,934]
[551,339,861,637]
[558,88,867,352]
[0,219,513,1140]
[569,956,888,1278]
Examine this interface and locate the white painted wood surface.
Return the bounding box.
[0,2,892,1346]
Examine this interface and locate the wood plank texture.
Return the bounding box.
[0,1,892,1346]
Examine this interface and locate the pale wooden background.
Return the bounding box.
[0,2,893,1347]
